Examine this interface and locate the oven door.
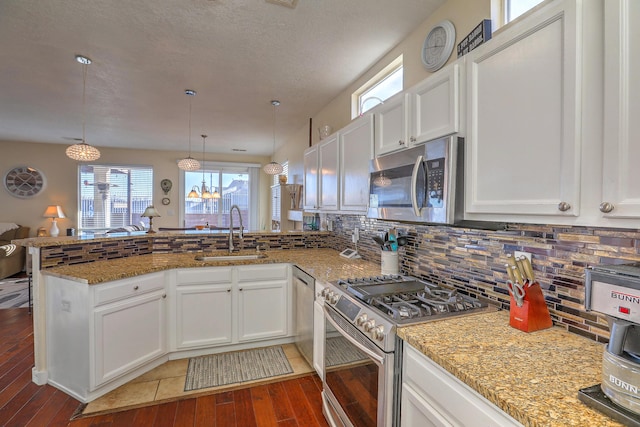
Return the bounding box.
[322,304,394,427]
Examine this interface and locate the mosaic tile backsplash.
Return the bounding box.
[327,214,640,344]
[38,217,640,344]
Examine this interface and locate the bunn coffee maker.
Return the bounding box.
[581,263,640,426]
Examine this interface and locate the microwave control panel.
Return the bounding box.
[426,157,445,207]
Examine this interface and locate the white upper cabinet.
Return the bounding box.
[601,0,640,220]
[464,0,582,220]
[303,134,340,212]
[318,134,339,211]
[374,61,462,158]
[410,61,462,145]
[339,114,374,211]
[374,92,411,156]
[303,145,319,210]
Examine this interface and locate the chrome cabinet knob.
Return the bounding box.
[162,294,167,299]
[372,326,385,341]
[410,136,417,143]
[599,202,614,213]
[133,285,139,290]
[398,140,405,146]
[557,202,571,212]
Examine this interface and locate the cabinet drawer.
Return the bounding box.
[176,268,233,285]
[237,264,289,282]
[93,272,165,307]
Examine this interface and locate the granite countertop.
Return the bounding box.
[40,248,381,284]
[398,310,623,427]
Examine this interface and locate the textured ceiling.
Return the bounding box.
[0,0,444,156]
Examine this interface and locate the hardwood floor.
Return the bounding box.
[0,308,330,427]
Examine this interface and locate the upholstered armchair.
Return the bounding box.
[0,224,30,280]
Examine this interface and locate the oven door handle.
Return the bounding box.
[410,155,425,217]
[323,306,385,365]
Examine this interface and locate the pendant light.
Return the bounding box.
[200,135,212,199]
[66,55,101,162]
[263,100,284,175]
[177,90,201,171]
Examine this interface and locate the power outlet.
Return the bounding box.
[514,251,532,262]
[61,300,71,313]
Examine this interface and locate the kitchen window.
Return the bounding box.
[78,164,153,232]
[352,55,403,118]
[501,0,546,24]
[182,162,259,230]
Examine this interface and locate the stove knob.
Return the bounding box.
[330,293,340,304]
[372,326,385,341]
[356,314,368,326]
[320,288,330,298]
[324,291,334,302]
[363,319,376,332]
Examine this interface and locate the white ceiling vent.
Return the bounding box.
[265,0,298,9]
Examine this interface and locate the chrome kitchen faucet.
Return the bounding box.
[228,204,244,253]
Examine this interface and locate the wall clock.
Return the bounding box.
[421,20,456,72]
[162,197,171,206]
[4,166,46,198]
[160,178,172,195]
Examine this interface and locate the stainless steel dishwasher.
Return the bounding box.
[293,266,315,366]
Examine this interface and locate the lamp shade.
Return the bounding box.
[177,157,200,171]
[141,205,161,218]
[43,205,66,219]
[263,161,284,175]
[66,142,101,162]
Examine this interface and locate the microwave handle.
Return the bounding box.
[411,155,425,216]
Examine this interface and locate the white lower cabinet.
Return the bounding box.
[312,280,327,379]
[238,273,289,341]
[401,343,522,427]
[174,268,233,349]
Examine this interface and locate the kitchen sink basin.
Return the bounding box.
[194,253,267,261]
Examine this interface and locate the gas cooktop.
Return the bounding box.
[336,275,488,325]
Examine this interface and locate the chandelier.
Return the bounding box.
[188,135,220,199]
[66,55,101,162]
[177,90,201,171]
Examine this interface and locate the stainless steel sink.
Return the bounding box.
[194,253,267,261]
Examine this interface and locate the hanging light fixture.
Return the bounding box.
[210,172,221,199]
[263,100,284,175]
[177,90,201,171]
[200,134,212,199]
[66,55,101,162]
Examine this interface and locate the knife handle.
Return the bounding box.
[515,257,528,282]
[520,256,535,282]
[505,264,516,283]
[511,265,523,285]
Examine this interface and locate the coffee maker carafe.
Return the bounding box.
[584,263,640,422]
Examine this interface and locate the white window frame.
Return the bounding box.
[178,161,260,230]
[352,55,403,119]
[496,0,549,28]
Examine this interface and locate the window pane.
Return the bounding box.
[506,0,544,22]
[359,67,403,115]
[79,165,153,231]
[184,168,251,229]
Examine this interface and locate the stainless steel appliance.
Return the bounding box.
[581,263,640,426]
[293,266,315,366]
[320,274,491,427]
[367,136,463,224]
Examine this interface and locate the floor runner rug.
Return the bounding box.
[0,277,29,309]
[184,345,293,391]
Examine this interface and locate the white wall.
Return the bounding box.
[274,0,491,183]
[0,140,271,234]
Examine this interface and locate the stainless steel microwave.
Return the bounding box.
[367,136,464,224]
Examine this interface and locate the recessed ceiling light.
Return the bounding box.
[266,0,298,9]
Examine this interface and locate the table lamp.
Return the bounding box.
[141,205,161,234]
[43,205,66,237]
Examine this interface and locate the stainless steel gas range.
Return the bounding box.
[319,274,492,427]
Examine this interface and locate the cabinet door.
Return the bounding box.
[601,0,640,219]
[303,145,319,210]
[411,62,461,145]
[465,0,581,219]
[238,280,288,341]
[175,283,232,349]
[339,115,374,212]
[318,135,339,211]
[374,92,410,156]
[92,290,166,388]
[401,384,453,427]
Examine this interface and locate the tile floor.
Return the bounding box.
[81,343,314,416]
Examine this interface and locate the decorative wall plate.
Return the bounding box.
[4,166,46,198]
